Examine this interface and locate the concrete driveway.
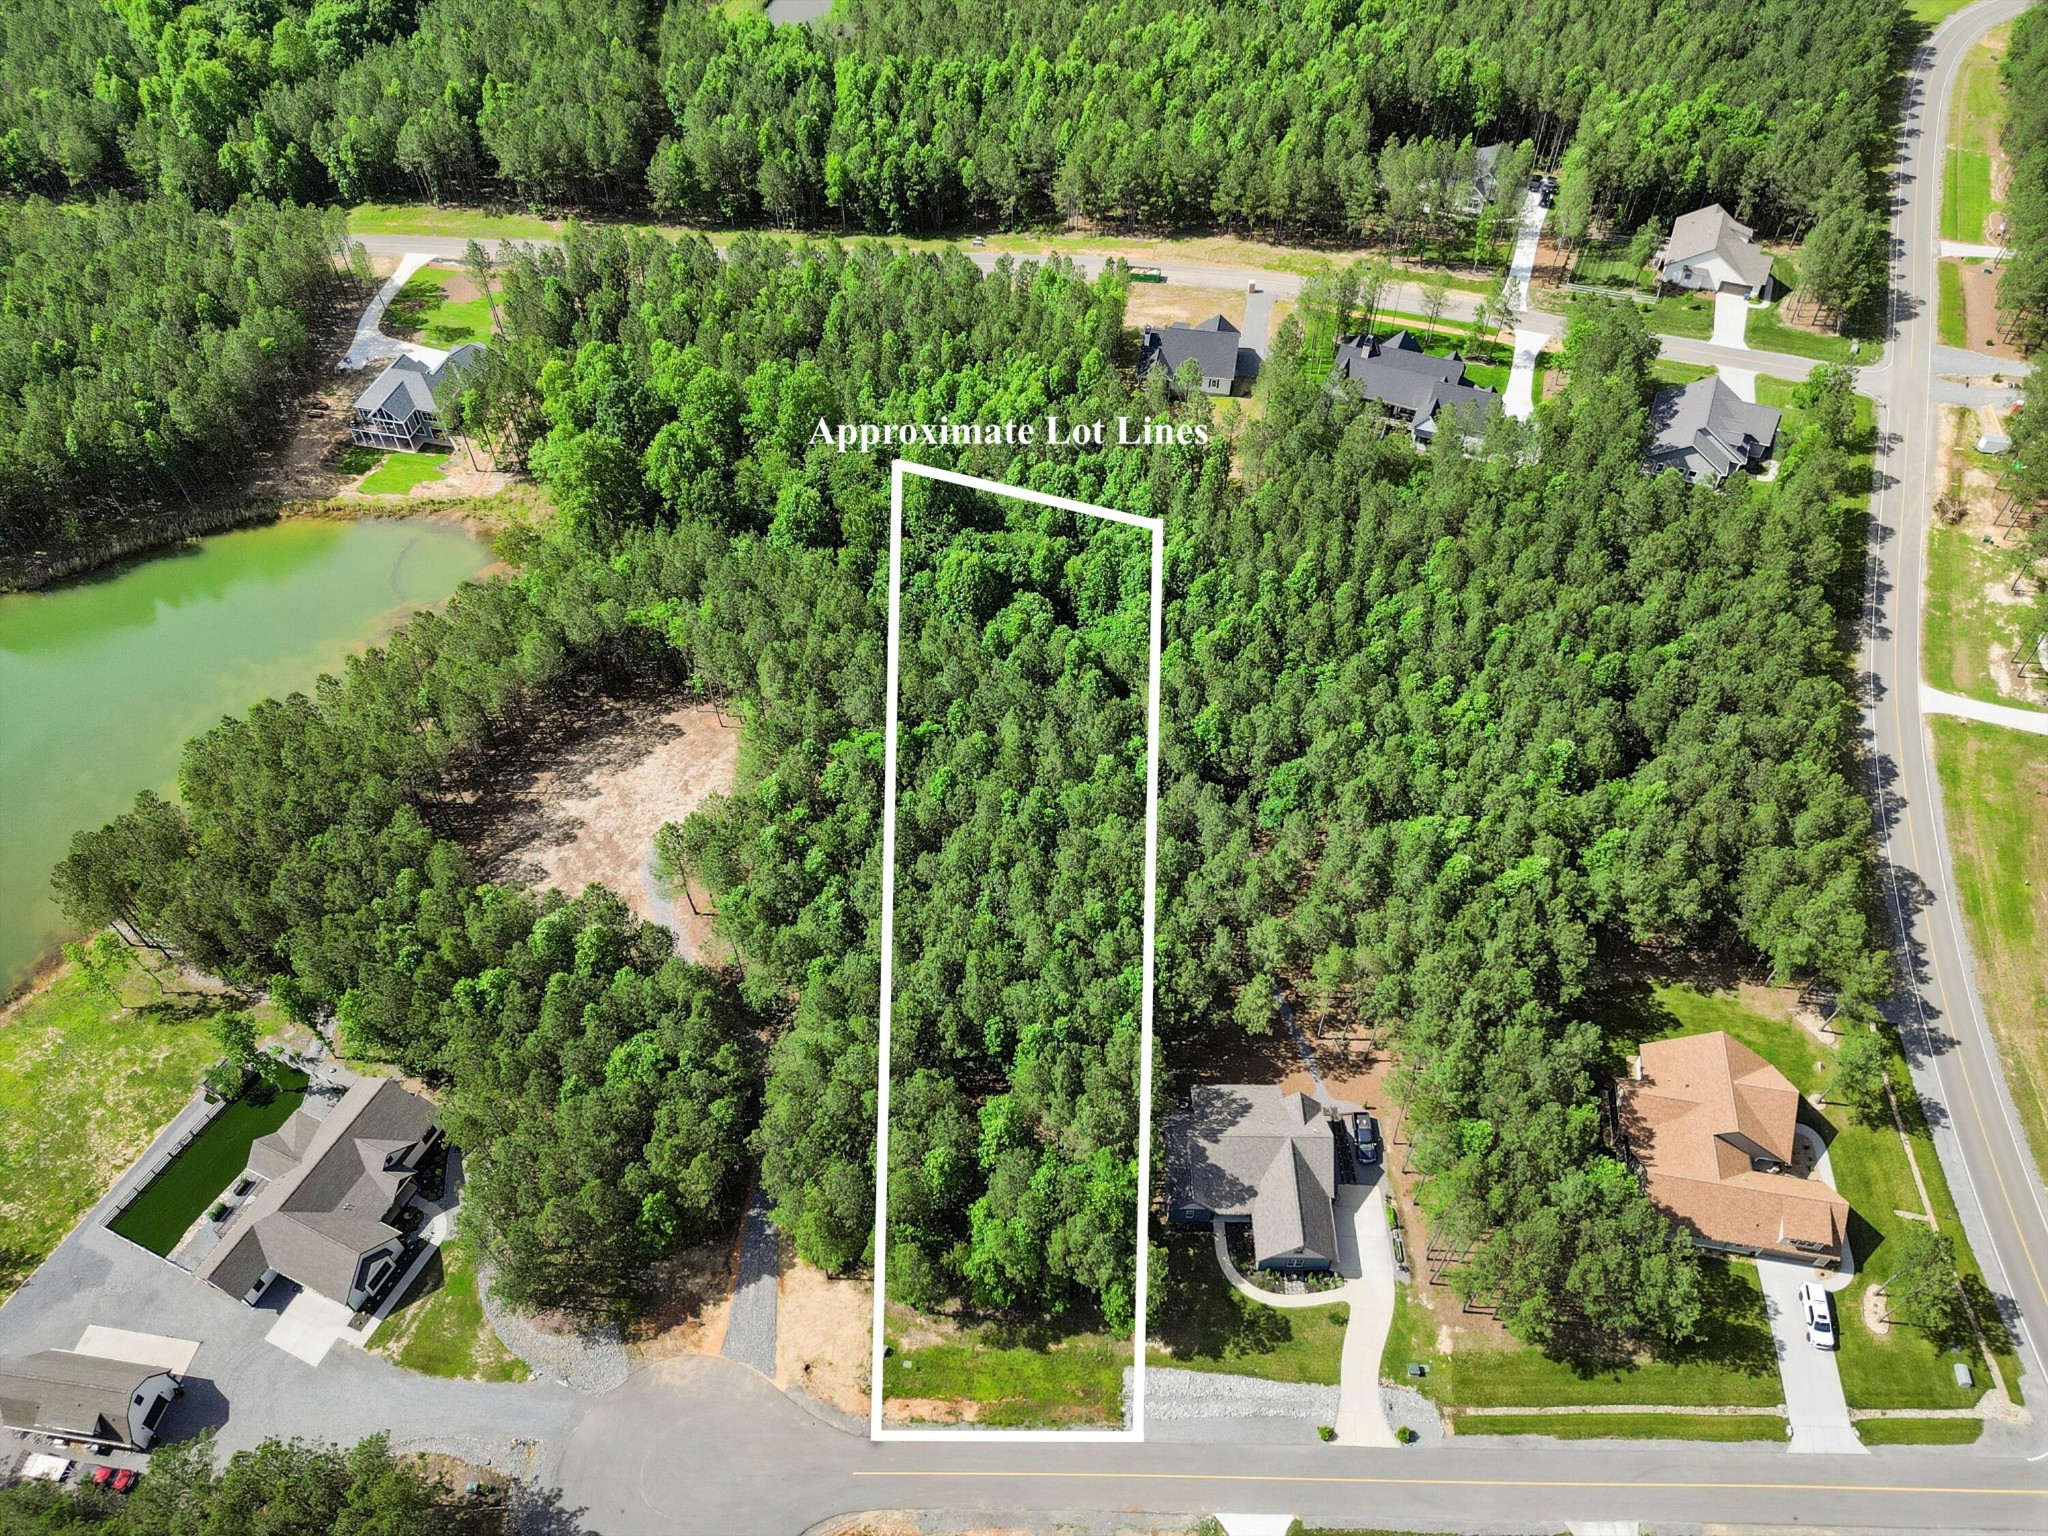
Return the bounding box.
[1757,1254,1864,1454]
[1757,1123,1864,1455]
[1209,1176,1399,1447]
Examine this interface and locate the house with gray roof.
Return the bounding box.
[1654,205,1776,299]
[197,1077,440,1313]
[1139,315,1258,396]
[349,343,486,453]
[1331,331,1500,444]
[0,1351,177,1451]
[1165,1084,1340,1271]
[1646,375,1782,483]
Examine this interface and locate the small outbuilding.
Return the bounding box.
[0,1350,178,1451]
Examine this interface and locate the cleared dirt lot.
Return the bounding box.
[435,693,740,963]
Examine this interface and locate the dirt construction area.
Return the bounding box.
[435,693,740,962]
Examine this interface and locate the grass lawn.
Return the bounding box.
[0,953,243,1294]
[1856,1416,1984,1445]
[348,204,560,242]
[1380,1260,1781,1409]
[1746,304,1873,365]
[1931,718,2048,1197]
[884,1308,1128,1427]
[1643,291,1715,340]
[110,1065,308,1255]
[1912,0,1982,23]
[1938,259,1971,349]
[1145,1230,1348,1384]
[371,1236,527,1382]
[1923,524,2028,706]
[384,268,494,348]
[1943,150,1997,247]
[358,451,452,496]
[1572,239,1653,293]
[1650,359,1717,386]
[336,442,384,477]
[1454,1411,1787,1442]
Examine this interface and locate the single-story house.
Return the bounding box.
[0,1351,177,1451]
[1653,205,1776,299]
[1617,1031,1850,1265]
[1139,315,1258,397]
[1646,375,1782,483]
[197,1077,440,1313]
[349,343,486,453]
[1165,1084,1340,1272]
[1330,331,1500,444]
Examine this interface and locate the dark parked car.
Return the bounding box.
[1352,1112,1382,1165]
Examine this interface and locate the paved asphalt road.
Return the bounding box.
[368,14,2048,1524]
[1863,0,2048,1425]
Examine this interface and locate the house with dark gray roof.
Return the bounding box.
[349,344,486,452]
[197,1078,439,1313]
[1139,315,1258,396]
[0,1351,177,1451]
[1646,375,1782,483]
[1330,331,1500,444]
[1165,1085,1340,1271]
[1653,205,1776,299]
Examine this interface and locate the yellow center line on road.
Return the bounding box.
[853,1469,2046,1496]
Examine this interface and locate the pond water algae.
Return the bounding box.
[0,518,490,992]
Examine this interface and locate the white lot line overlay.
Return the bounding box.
[868,458,1165,1443]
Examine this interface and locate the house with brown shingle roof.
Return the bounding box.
[1617,1031,1849,1266]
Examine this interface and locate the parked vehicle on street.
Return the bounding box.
[112,1468,138,1493]
[1130,264,1166,283]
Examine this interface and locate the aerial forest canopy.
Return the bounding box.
[875,484,1154,1327]
[55,230,1880,1345]
[0,196,351,554]
[2001,2,2048,351]
[2,0,1899,235]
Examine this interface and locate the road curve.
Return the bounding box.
[1866,0,2048,1413]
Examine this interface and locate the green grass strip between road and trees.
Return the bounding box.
[1454,1411,1788,1442]
[1857,1416,1985,1445]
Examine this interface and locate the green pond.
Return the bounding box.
[0,518,491,993]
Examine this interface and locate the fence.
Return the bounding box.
[100,1088,237,1233]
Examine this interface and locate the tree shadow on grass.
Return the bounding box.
[1148,1231,1299,1364]
[1535,1257,1778,1383]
